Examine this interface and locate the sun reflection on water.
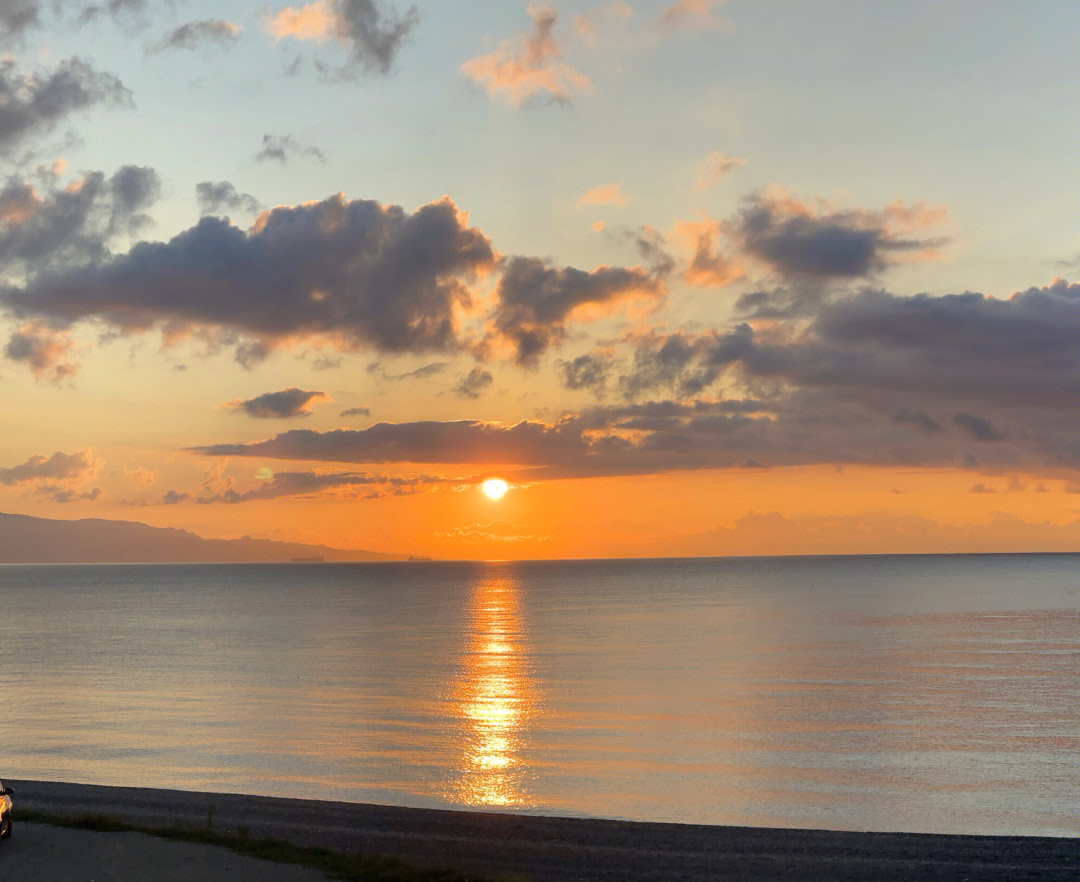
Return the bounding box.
[451,570,536,808]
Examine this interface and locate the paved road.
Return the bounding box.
[0,822,329,882]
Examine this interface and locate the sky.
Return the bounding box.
[0,0,1078,559]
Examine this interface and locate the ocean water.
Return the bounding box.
[0,555,1078,836]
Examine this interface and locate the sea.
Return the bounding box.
[0,555,1077,837]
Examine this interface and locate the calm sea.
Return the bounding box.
[0,556,1078,836]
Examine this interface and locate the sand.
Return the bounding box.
[6,779,1080,881]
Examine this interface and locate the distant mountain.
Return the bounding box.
[0,512,404,563]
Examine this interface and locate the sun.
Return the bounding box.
[481,479,508,500]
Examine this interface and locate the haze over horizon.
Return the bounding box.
[1,1,1078,559]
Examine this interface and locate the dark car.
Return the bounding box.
[0,781,13,841]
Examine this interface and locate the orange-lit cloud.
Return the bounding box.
[265,0,417,74]
[655,0,727,32]
[671,218,741,287]
[575,183,628,207]
[461,7,591,106]
[0,449,101,503]
[267,1,337,42]
[3,322,78,381]
[694,151,744,190]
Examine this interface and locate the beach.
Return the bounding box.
[6,780,1080,881]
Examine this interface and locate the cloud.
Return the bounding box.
[391,361,449,379]
[267,0,418,75]
[575,183,628,208]
[161,489,189,504]
[621,280,1080,414]
[694,151,744,190]
[737,192,947,285]
[0,448,100,489]
[0,57,131,153]
[672,219,739,288]
[559,352,613,396]
[254,133,326,164]
[225,388,330,419]
[78,0,147,29]
[655,0,726,32]
[0,0,40,40]
[891,410,943,435]
[461,6,590,106]
[1,193,497,356]
[454,366,493,399]
[340,405,371,417]
[186,400,922,479]
[0,166,161,274]
[953,412,1005,442]
[573,1,633,44]
[492,256,663,364]
[438,520,552,543]
[195,181,262,216]
[150,19,241,52]
[4,322,77,380]
[192,470,455,504]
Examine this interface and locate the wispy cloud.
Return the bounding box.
[461,6,591,106]
[575,183,628,208]
[267,0,418,75]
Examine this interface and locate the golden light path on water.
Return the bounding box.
[451,569,535,808]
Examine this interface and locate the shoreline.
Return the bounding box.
[9,779,1080,881]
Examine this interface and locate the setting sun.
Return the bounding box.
[482,479,508,500]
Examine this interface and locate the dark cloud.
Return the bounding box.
[1,193,497,355]
[190,399,854,479]
[192,420,594,470]
[0,0,40,39]
[161,489,188,504]
[493,256,662,364]
[194,470,452,504]
[0,166,161,274]
[632,226,676,277]
[727,194,947,317]
[178,278,1077,476]
[891,410,943,435]
[50,486,102,503]
[454,366,493,398]
[618,331,730,399]
[738,196,934,282]
[953,412,1005,442]
[255,133,326,164]
[340,406,371,417]
[329,0,418,75]
[393,361,449,379]
[188,392,998,479]
[0,57,130,153]
[559,352,613,396]
[4,322,76,380]
[149,19,240,52]
[78,0,147,27]
[0,449,99,486]
[226,388,329,419]
[106,164,160,234]
[621,280,1080,423]
[195,181,261,216]
[234,340,271,369]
